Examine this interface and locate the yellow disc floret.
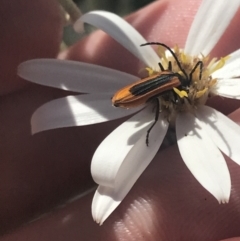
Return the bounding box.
[144,45,227,123]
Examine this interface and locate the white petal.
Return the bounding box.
[185,0,240,56]
[31,93,141,134]
[91,105,154,186]
[212,78,240,99]
[196,106,240,165]
[91,111,168,224]
[75,11,160,70]
[18,59,138,93]
[212,49,240,78]
[176,112,231,203]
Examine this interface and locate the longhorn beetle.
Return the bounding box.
[112,42,203,146]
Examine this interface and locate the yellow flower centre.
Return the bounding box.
[145,45,227,123]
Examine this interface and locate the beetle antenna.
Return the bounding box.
[141,42,188,81]
[189,61,203,82]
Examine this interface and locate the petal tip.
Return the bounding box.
[215,191,230,204]
[17,62,28,79]
[92,208,108,225]
[73,18,85,33]
[219,197,230,204]
[31,127,38,135]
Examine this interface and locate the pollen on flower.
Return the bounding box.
[173,87,188,98]
[145,67,155,76]
[145,45,227,123]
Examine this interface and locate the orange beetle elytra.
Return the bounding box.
[112,71,182,108]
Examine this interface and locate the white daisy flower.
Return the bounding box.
[18,0,240,225]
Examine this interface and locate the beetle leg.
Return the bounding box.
[146,98,160,146]
[158,62,165,71]
[168,61,172,71]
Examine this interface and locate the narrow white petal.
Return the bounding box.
[75,11,160,70]
[213,78,240,99]
[197,106,240,165]
[176,112,231,203]
[92,113,168,224]
[91,105,155,186]
[185,0,240,56]
[31,93,141,134]
[212,49,240,78]
[18,59,138,93]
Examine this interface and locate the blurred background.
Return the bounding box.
[74,0,153,15]
[61,0,153,46]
